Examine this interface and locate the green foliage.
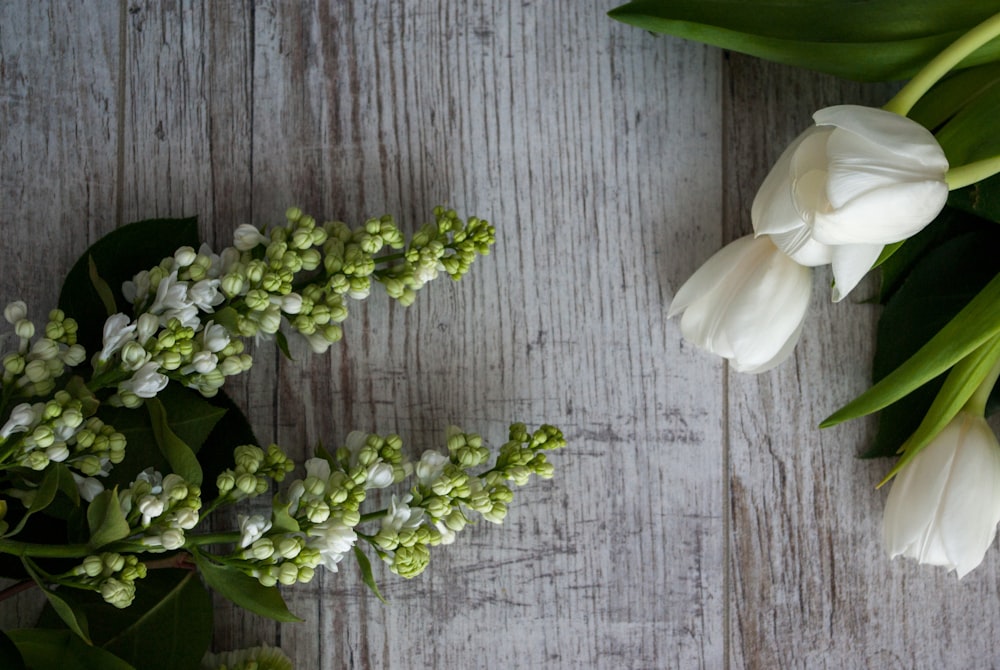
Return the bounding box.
[192,551,302,623]
[824,210,1000,452]
[608,1,1000,81]
[353,545,387,604]
[36,569,213,670]
[22,557,91,644]
[85,488,131,550]
[146,398,203,487]
[58,218,199,356]
[7,628,135,670]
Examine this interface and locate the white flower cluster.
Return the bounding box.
[1,302,85,397]
[121,468,201,551]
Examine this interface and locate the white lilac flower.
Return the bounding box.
[1,403,39,439]
[188,279,224,312]
[381,494,425,534]
[71,473,105,502]
[201,321,230,353]
[883,411,1000,578]
[3,301,28,324]
[239,514,273,548]
[233,224,269,251]
[415,450,450,486]
[149,271,190,314]
[122,271,151,305]
[752,105,948,301]
[365,462,394,489]
[667,235,812,373]
[119,361,169,398]
[307,519,358,572]
[98,313,138,362]
[135,313,160,344]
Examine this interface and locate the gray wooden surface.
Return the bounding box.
[2,2,999,669]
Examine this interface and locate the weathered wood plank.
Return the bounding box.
[0,0,122,632]
[250,2,726,668]
[722,54,1000,669]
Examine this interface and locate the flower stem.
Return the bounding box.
[945,155,1000,190]
[884,11,1000,117]
[965,339,1000,416]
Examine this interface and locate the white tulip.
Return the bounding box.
[753,105,948,301]
[883,411,1000,578]
[668,235,812,374]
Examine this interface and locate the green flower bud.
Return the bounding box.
[81,554,105,577]
[277,561,299,586]
[100,578,136,608]
[391,544,430,579]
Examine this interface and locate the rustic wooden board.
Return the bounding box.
[2,2,999,669]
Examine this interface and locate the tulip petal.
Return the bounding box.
[829,243,881,302]
[812,179,948,245]
[813,105,949,172]
[668,236,758,317]
[752,127,826,237]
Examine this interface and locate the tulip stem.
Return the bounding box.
[946,155,1000,190]
[966,344,1000,416]
[883,11,1000,117]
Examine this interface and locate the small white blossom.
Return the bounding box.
[201,321,230,353]
[233,224,269,251]
[365,462,394,489]
[415,450,450,486]
[1,403,39,439]
[239,514,272,548]
[119,361,169,398]
[98,314,138,362]
[188,279,224,312]
[307,519,358,572]
[4,301,28,324]
[71,473,105,502]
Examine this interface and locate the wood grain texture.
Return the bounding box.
[2,2,998,669]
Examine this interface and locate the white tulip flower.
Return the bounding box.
[883,411,1000,578]
[752,105,948,301]
[668,235,812,374]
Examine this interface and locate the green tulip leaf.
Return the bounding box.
[86,488,131,550]
[948,173,1000,223]
[934,78,1000,166]
[58,217,199,356]
[36,569,213,670]
[608,1,1000,81]
[908,62,1000,130]
[7,629,134,670]
[193,550,302,622]
[146,398,203,487]
[824,268,1000,429]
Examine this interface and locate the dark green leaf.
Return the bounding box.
[86,488,131,550]
[193,551,302,622]
[7,629,134,670]
[58,217,199,356]
[0,629,26,670]
[935,77,1000,166]
[275,330,295,361]
[146,398,203,487]
[87,256,117,318]
[21,557,91,644]
[908,62,1000,130]
[864,223,1000,457]
[37,569,213,670]
[353,545,387,604]
[608,1,1000,81]
[948,172,1000,223]
[269,496,300,535]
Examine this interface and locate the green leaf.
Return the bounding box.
[608,1,1000,81]
[87,256,117,318]
[863,222,1000,456]
[21,557,91,644]
[934,77,1000,166]
[86,488,131,550]
[36,569,213,670]
[275,330,295,361]
[3,464,63,538]
[0,629,26,670]
[880,333,1000,484]
[7,629,134,670]
[146,398,203,487]
[192,551,302,622]
[948,172,1000,223]
[98,385,226,489]
[908,62,1000,130]
[353,545,387,604]
[269,495,300,534]
[58,217,199,356]
[822,267,1000,427]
